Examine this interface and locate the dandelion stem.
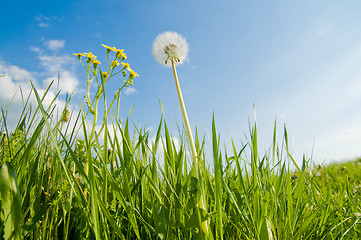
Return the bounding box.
[171,61,198,174]
[171,60,210,236]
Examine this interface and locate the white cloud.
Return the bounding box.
[0,63,32,83]
[0,41,82,129]
[37,53,79,93]
[45,40,65,51]
[38,54,72,72]
[36,15,51,28]
[0,75,21,101]
[42,71,79,93]
[338,126,361,142]
[0,62,68,130]
[124,87,137,95]
[30,46,41,53]
[39,22,50,28]
[0,62,34,101]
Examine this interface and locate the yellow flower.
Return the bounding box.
[93,60,101,68]
[102,71,109,79]
[129,70,138,79]
[74,53,86,60]
[102,44,113,54]
[85,52,97,63]
[111,60,120,68]
[121,62,130,70]
[116,49,126,59]
[86,52,96,59]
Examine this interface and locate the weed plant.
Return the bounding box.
[0,45,360,239]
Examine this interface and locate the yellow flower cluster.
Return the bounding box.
[74,44,138,85]
[120,62,138,85]
[102,44,127,60]
[111,60,120,68]
[73,52,99,66]
[101,44,138,83]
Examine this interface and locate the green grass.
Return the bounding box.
[1,88,360,239]
[1,49,361,239]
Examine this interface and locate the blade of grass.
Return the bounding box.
[0,161,22,240]
[212,114,223,240]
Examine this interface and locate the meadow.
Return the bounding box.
[0,45,361,240]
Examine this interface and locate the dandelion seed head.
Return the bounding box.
[152,31,189,67]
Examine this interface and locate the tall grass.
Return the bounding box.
[1,50,361,239]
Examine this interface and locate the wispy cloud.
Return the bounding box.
[0,39,81,129]
[45,40,65,51]
[338,126,361,142]
[42,71,79,93]
[0,61,36,101]
[0,61,63,104]
[30,47,41,53]
[34,41,79,94]
[0,71,25,101]
[124,87,137,96]
[0,64,33,83]
[0,61,67,129]
[31,40,78,94]
[36,15,51,28]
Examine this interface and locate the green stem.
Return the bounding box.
[171,61,210,236]
[90,96,99,141]
[171,61,198,174]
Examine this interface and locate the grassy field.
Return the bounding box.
[1,48,360,239]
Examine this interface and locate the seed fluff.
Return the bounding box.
[152,31,189,67]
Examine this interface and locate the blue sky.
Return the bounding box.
[1,0,361,165]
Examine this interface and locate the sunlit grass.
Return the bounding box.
[0,46,360,239]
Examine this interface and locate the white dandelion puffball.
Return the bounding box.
[152,31,189,67]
